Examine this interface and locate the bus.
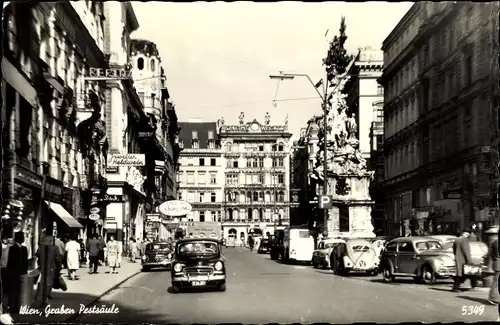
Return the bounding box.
[281,226,315,264]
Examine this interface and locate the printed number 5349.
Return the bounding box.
[461,305,485,316]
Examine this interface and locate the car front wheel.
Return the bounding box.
[421,265,436,285]
[219,283,226,292]
[382,264,394,282]
[171,285,180,294]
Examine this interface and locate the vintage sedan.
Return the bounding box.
[141,242,173,272]
[380,237,457,284]
[312,238,345,269]
[257,238,271,254]
[171,238,226,293]
[330,239,380,275]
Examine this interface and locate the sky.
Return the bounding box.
[131,1,413,139]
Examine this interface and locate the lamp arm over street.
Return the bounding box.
[269,73,325,101]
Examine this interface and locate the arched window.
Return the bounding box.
[150,59,155,72]
[227,208,233,220]
[278,143,284,151]
[259,208,264,221]
[225,143,232,152]
[253,191,258,202]
[240,193,245,202]
[234,191,239,202]
[246,192,252,202]
[137,57,144,70]
[265,191,271,202]
[278,191,285,202]
[252,209,259,220]
[233,209,239,220]
[274,191,279,202]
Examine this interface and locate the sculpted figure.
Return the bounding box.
[264,112,271,125]
[239,112,245,124]
[346,113,358,139]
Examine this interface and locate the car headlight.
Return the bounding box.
[214,261,224,271]
[167,253,173,259]
[173,263,183,272]
[141,255,146,261]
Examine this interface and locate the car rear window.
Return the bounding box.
[297,231,310,238]
[146,243,172,251]
[415,241,442,251]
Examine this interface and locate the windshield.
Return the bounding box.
[177,241,219,255]
[415,241,442,251]
[146,243,172,251]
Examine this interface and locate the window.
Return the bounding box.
[398,242,415,253]
[278,158,284,167]
[210,172,217,184]
[272,158,277,167]
[272,144,277,151]
[278,174,284,184]
[386,242,397,252]
[208,131,214,139]
[192,141,199,149]
[210,158,216,166]
[258,158,264,168]
[187,172,194,184]
[233,160,238,168]
[211,192,216,203]
[226,159,232,168]
[137,57,144,70]
[192,131,198,140]
[252,159,258,168]
[377,84,384,95]
[278,144,284,151]
[208,140,215,149]
[247,159,252,168]
[150,59,155,72]
[198,172,206,184]
[199,211,205,222]
[258,174,264,184]
[199,158,205,166]
[339,205,349,232]
[259,145,264,152]
[253,192,258,201]
[199,192,205,203]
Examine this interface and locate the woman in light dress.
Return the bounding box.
[65,236,81,280]
[106,236,119,274]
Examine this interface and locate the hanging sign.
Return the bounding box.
[84,67,133,81]
[159,200,192,217]
[89,207,100,214]
[108,154,145,167]
[89,214,100,221]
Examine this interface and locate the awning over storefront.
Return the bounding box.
[45,201,83,228]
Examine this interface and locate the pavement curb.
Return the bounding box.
[63,270,141,323]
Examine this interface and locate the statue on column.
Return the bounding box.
[264,112,271,125]
[239,112,245,125]
[284,114,288,126]
[346,113,358,140]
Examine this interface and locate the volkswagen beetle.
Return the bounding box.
[171,238,226,293]
[141,242,173,272]
[330,239,380,276]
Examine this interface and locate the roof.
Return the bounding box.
[178,122,218,149]
[381,3,420,50]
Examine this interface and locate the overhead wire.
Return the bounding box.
[191,96,320,110]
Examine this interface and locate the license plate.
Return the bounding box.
[192,281,206,286]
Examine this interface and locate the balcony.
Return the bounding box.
[222,218,290,224]
[224,183,287,189]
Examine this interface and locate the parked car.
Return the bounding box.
[379,236,488,285]
[330,239,380,276]
[258,239,271,254]
[141,242,173,272]
[427,235,457,246]
[311,238,345,269]
[170,238,226,293]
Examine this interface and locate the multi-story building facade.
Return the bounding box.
[130,38,181,240]
[1,1,109,261]
[102,1,157,243]
[369,101,386,234]
[344,47,384,160]
[220,113,292,244]
[177,120,224,226]
[379,2,499,237]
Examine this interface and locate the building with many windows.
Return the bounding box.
[378,2,499,237]
[177,120,224,224]
[220,113,292,244]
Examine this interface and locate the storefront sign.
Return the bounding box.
[89,214,100,221]
[106,166,119,173]
[85,67,133,81]
[108,154,145,167]
[146,213,161,222]
[92,194,123,203]
[159,200,192,217]
[16,169,42,188]
[89,207,100,214]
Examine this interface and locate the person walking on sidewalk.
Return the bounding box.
[78,238,86,266]
[106,236,119,274]
[4,232,28,315]
[452,229,474,292]
[116,240,122,268]
[65,236,80,280]
[98,235,106,266]
[86,234,102,274]
[54,234,66,268]
[487,228,500,305]
[129,239,138,262]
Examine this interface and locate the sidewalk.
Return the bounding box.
[15,260,141,324]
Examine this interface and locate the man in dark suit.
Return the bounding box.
[4,232,28,314]
[487,228,500,304]
[86,234,102,274]
[452,229,474,292]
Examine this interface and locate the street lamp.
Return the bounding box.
[269,72,329,236]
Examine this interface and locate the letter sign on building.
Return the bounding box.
[318,195,333,209]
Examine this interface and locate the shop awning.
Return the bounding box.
[45,201,83,228]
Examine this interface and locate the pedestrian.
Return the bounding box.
[106,236,119,274]
[129,239,138,262]
[98,235,105,266]
[54,234,66,268]
[3,232,28,315]
[140,238,148,257]
[452,229,474,292]
[248,236,254,251]
[116,240,122,268]
[487,228,500,305]
[78,238,86,266]
[86,234,101,274]
[65,235,80,280]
